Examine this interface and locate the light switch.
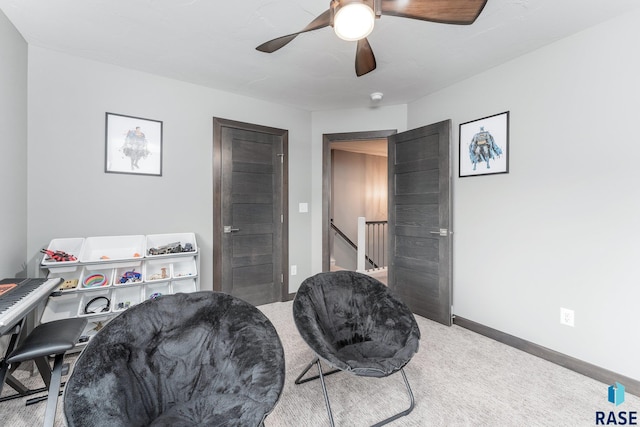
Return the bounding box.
[299,203,308,213]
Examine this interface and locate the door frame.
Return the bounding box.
[322,129,396,272]
[213,117,289,300]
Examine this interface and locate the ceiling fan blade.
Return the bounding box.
[380,0,488,25]
[256,9,331,53]
[355,37,376,77]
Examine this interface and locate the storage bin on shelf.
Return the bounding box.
[113,264,144,286]
[143,258,172,282]
[78,265,113,290]
[171,278,197,294]
[79,315,114,343]
[146,233,197,257]
[80,235,145,263]
[112,285,143,312]
[172,258,197,279]
[41,293,81,323]
[41,237,84,267]
[78,288,112,317]
[46,267,82,292]
[144,282,171,300]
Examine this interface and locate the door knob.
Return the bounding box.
[429,229,450,237]
[223,226,240,233]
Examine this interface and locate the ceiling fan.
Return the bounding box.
[256,0,488,77]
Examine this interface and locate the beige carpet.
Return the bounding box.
[1,300,638,426]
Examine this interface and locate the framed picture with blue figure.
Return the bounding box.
[459,111,509,177]
[105,112,163,176]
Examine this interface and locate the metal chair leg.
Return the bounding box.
[295,357,341,385]
[370,368,415,427]
[316,359,336,427]
[296,359,415,427]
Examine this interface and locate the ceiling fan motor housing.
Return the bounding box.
[331,0,378,41]
[330,0,379,26]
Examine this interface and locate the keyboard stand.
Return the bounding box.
[0,279,64,403]
[0,317,50,403]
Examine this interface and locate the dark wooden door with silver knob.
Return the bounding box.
[388,120,452,325]
[213,118,288,305]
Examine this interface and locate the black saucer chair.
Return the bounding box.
[293,271,420,426]
[64,291,285,427]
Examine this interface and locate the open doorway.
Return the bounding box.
[322,122,453,325]
[322,130,396,283]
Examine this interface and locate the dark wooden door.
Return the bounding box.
[213,118,288,305]
[388,120,452,325]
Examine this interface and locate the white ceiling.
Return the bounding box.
[1,0,639,111]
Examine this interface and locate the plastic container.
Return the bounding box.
[79,316,113,344]
[172,278,197,294]
[113,264,143,286]
[143,259,171,282]
[46,268,82,292]
[112,285,143,312]
[80,235,145,263]
[78,289,112,317]
[144,282,170,300]
[41,293,82,323]
[41,238,84,266]
[146,233,197,257]
[172,258,197,279]
[79,266,113,290]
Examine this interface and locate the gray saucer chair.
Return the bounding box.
[63,291,285,427]
[293,271,420,427]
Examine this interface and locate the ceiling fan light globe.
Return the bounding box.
[333,3,375,41]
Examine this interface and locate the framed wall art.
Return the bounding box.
[459,111,509,177]
[105,112,163,176]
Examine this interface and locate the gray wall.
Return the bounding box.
[25,46,313,294]
[0,10,27,278]
[407,9,640,380]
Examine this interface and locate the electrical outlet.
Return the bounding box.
[291,265,297,276]
[560,307,575,327]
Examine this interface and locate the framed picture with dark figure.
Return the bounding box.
[105,112,163,176]
[459,111,509,177]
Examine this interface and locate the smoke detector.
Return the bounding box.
[370,92,383,102]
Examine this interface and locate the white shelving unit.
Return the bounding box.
[40,233,199,342]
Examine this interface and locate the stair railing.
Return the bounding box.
[331,219,377,270]
[357,217,388,273]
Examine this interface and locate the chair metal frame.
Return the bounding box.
[295,357,415,427]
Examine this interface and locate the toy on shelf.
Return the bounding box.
[83,274,108,288]
[119,270,142,284]
[41,249,77,262]
[148,267,169,281]
[147,242,194,256]
[60,279,79,290]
